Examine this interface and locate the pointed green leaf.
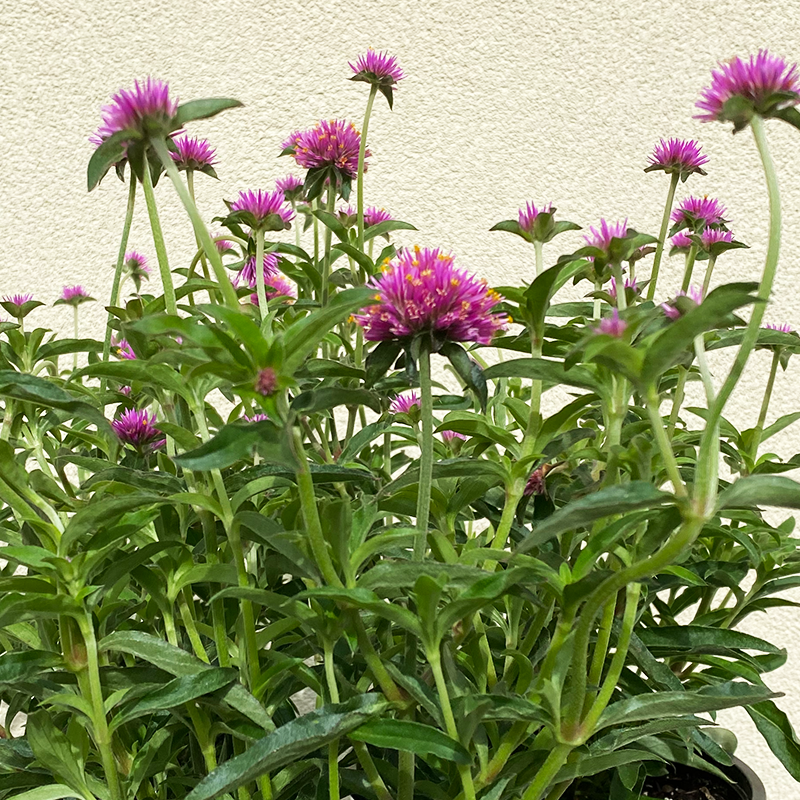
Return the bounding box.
[349,719,470,763]
[175,98,243,126]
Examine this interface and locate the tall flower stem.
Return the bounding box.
[646,173,679,301]
[414,342,434,561]
[141,154,177,317]
[533,240,543,278]
[749,348,780,467]
[645,386,687,497]
[103,178,136,364]
[72,307,79,371]
[324,639,341,800]
[696,115,781,513]
[680,244,698,293]
[357,85,379,252]
[254,228,268,322]
[78,612,122,800]
[321,182,337,306]
[701,253,718,296]
[151,137,239,308]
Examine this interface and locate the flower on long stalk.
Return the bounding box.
[249,275,296,306]
[662,286,704,320]
[585,219,628,255]
[275,174,305,202]
[55,286,94,307]
[354,246,507,346]
[696,50,800,130]
[0,293,41,320]
[282,120,369,200]
[671,195,728,233]
[226,189,294,232]
[390,392,420,414]
[169,134,218,177]
[112,408,166,452]
[669,231,694,254]
[123,250,150,292]
[645,138,708,181]
[491,202,579,245]
[236,253,280,288]
[349,49,405,108]
[92,78,178,144]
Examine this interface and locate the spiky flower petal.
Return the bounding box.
[662,286,704,320]
[230,190,294,230]
[671,196,727,229]
[112,409,165,451]
[113,338,137,360]
[236,254,280,288]
[354,247,507,345]
[390,392,420,414]
[3,293,33,307]
[518,202,552,233]
[91,78,178,145]
[57,286,94,307]
[170,134,217,171]
[595,308,627,337]
[646,138,708,178]
[441,429,467,442]
[249,276,296,306]
[696,50,800,127]
[700,227,734,250]
[365,206,394,227]
[670,231,694,252]
[349,49,405,84]
[242,413,270,422]
[283,120,368,180]
[584,219,628,261]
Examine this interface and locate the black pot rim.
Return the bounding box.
[730,756,767,800]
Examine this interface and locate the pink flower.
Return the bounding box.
[170,134,217,171]
[56,286,94,307]
[390,392,421,414]
[242,413,270,422]
[91,78,178,145]
[670,231,694,251]
[766,322,794,333]
[349,49,405,84]
[646,138,708,177]
[441,429,467,443]
[518,202,553,233]
[595,308,627,337]
[608,277,638,304]
[249,276,296,305]
[662,286,704,320]
[3,293,33,307]
[283,120,368,180]
[112,409,165,451]
[236,253,280,288]
[365,206,394,227]
[113,338,137,360]
[230,190,294,230]
[584,219,628,258]
[255,368,278,396]
[524,468,547,497]
[354,246,507,345]
[671,196,727,229]
[696,50,800,126]
[700,227,734,250]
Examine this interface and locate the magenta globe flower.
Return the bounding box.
[671,196,728,230]
[249,275,296,305]
[112,409,166,452]
[170,134,218,175]
[113,338,137,360]
[365,206,394,227]
[349,49,405,108]
[518,202,553,233]
[55,286,94,307]
[228,189,294,232]
[645,138,708,180]
[275,174,305,203]
[0,293,41,320]
[441,429,467,443]
[390,392,421,414]
[92,78,178,146]
[584,219,628,253]
[237,253,280,288]
[609,277,638,305]
[242,413,270,422]
[696,50,800,129]
[662,286,704,320]
[354,246,507,346]
[766,322,794,333]
[670,231,694,253]
[594,308,627,337]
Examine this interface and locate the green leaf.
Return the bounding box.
[174,421,295,471]
[87,129,134,191]
[555,750,660,782]
[718,475,800,510]
[365,341,402,386]
[331,242,374,272]
[282,287,374,374]
[26,712,92,799]
[36,339,104,360]
[440,341,487,411]
[489,219,528,240]
[184,695,386,800]
[598,682,777,730]
[746,700,800,780]
[517,482,674,552]
[112,668,238,729]
[349,719,471,763]
[291,387,382,415]
[638,626,784,655]
[4,787,87,800]
[312,210,349,242]
[483,357,598,391]
[174,98,243,126]
[71,361,192,401]
[364,219,417,241]
[0,650,62,686]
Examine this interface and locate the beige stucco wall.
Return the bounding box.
[4,0,800,793]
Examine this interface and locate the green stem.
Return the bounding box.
[73,306,79,371]
[645,386,687,497]
[586,597,615,707]
[533,240,543,278]
[521,744,572,800]
[102,178,136,365]
[414,343,434,561]
[680,244,698,293]
[749,348,780,466]
[151,137,239,308]
[694,333,716,407]
[324,639,341,800]
[352,741,395,800]
[667,367,687,439]
[646,173,679,301]
[357,85,379,252]
[701,253,718,297]
[321,182,336,306]
[79,612,123,800]
[141,153,177,316]
[612,262,627,312]
[179,588,210,663]
[292,426,342,586]
[428,647,476,800]
[696,115,781,513]
[254,228,267,322]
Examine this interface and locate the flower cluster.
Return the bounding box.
[229,190,294,231]
[354,247,507,345]
[671,196,727,229]
[112,409,165,452]
[283,120,368,180]
[645,138,708,179]
[56,286,94,307]
[170,134,217,172]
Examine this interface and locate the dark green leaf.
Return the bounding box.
[746,700,800,781]
[718,475,800,510]
[175,98,243,126]
[349,719,470,763]
[291,387,382,415]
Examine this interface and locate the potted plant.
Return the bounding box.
[1,48,799,800]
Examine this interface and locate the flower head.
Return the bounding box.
[91,78,178,145]
[255,368,278,396]
[0,293,39,320]
[56,286,94,307]
[441,429,467,443]
[390,392,421,414]
[584,219,628,257]
[700,227,734,250]
[662,286,704,320]
[283,120,368,182]
[112,409,165,452]
[275,174,305,202]
[518,202,553,233]
[524,468,547,497]
[3,293,33,307]
[595,308,627,337]
[608,276,638,304]
[766,322,794,333]
[249,275,296,305]
[354,246,508,346]
[170,134,217,173]
[365,206,394,227]
[646,138,708,179]
[671,196,728,229]
[349,49,405,84]
[236,253,280,288]
[696,50,800,128]
[214,237,235,254]
[670,231,694,252]
[229,189,294,231]
[242,413,270,422]
[123,250,150,292]
[113,338,137,360]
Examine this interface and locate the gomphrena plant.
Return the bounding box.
[3,48,800,800]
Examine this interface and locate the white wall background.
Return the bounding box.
[3,0,800,793]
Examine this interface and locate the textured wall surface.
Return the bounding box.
[3,0,800,793]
